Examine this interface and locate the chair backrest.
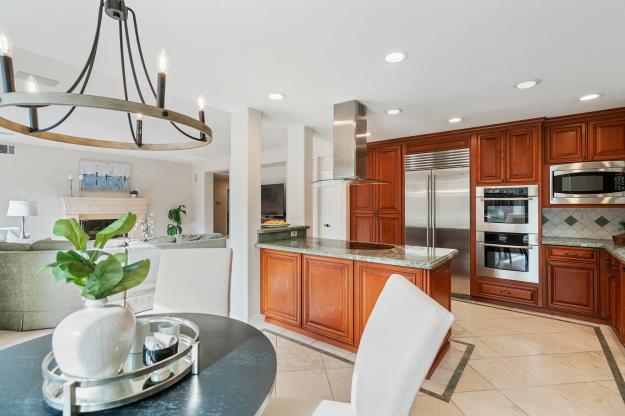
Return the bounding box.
[351,274,454,416]
[153,248,232,316]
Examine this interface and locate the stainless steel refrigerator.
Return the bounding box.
[405,149,471,296]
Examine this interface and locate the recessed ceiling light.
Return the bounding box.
[514,79,540,89]
[579,93,602,101]
[268,92,286,101]
[448,117,463,124]
[385,108,402,115]
[384,51,407,64]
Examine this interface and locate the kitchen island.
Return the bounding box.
[256,237,458,375]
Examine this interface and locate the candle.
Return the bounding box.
[156,50,168,108]
[136,113,143,147]
[197,96,206,140]
[0,33,15,93]
[68,174,73,181]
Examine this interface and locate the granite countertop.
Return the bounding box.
[256,237,458,270]
[542,236,625,263]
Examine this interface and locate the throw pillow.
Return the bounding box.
[175,234,202,243]
[31,239,73,251]
[0,241,33,251]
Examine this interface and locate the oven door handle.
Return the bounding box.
[480,243,534,250]
[479,197,534,201]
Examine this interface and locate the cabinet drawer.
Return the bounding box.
[477,281,538,305]
[546,246,598,263]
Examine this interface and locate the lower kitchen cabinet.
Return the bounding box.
[260,249,302,326]
[545,246,599,317]
[475,278,540,306]
[607,254,624,342]
[302,255,354,344]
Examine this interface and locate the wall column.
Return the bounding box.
[286,126,313,226]
[229,108,262,322]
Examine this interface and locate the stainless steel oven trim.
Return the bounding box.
[476,232,539,284]
[550,161,625,205]
[476,185,539,234]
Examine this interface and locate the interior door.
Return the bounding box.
[404,170,431,247]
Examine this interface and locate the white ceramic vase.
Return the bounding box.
[52,297,136,379]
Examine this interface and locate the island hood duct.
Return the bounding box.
[312,100,388,186]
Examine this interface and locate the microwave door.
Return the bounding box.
[553,170,622,198]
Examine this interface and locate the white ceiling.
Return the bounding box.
[2,0,625,161]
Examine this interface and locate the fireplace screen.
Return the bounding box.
[81,219,128,240]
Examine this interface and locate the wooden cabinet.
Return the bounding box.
[354,262,421,344]
[350,144,403,244]
[545,246,599,317]
[544,115,625,164]
[475,123,539,185]
[545,122,586,164]
[607,254,624,342]
[476,132,504,183]
[302,255,354,344]
[476,279,540,306]
[589,117,625,161]
[260,249,302,326]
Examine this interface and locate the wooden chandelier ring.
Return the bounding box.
[0,92,212,150]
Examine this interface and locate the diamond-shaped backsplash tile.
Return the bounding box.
[543,208,625,239]
[595,216,610,228]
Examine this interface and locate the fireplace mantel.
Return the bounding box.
[60,197,149,239]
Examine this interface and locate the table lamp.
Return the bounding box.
[7,200,38,239]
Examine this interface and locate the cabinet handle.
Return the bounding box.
[564,253,579,257]
[501,290,511,295]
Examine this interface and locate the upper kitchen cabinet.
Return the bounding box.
[475,122,540,185]
[544,110,625,164]
[544,122,586,163]
[589,116,625,161]
[350,144,403,244]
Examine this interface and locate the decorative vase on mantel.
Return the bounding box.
[40,212,150,379]
[53,298,135,378]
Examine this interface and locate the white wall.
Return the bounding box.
[0,143,195,239]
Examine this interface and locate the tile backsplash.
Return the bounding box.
[542,208,625,239]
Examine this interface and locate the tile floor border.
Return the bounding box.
[263,329,354,366]
[420,339,476,402]
[594,326,625,403]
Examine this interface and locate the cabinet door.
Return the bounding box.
[351,214,377,243]
[354,262,420,344]
[608,268,621,338]
[545,123,586,163]
[476,131,505,183]
[589,117,625,161]
[302,255,354,344]
[377,213,401,245]
[506,127,538,183]
[350,149,377,242]
[547,262,598,315]
[260,249,302,326]
[376,145,403,213]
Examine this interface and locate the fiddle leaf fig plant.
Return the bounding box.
[40,212,150,300]
[167,204,187,236]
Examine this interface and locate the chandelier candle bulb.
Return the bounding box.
[197,97,206,139]
[136,113,143,147]
[156,50,168,108]
[0,33,15,93]
[25,76,39,130]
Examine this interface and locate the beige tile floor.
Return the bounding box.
[2,300,625,415]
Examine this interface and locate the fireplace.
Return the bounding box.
[81,219,128,240]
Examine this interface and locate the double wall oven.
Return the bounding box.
[476,185,539,283]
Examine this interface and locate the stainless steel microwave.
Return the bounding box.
[550,161,625,204]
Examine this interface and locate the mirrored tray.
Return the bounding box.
[42,315,200,415]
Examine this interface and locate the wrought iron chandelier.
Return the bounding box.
[0,0,211,150]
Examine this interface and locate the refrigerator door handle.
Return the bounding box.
[426,175,431,248]
[432,174,436,249]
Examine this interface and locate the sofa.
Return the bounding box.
[0,234,226,331]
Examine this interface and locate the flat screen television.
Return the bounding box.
[261,183,286,217]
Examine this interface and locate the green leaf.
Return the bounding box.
[95,212,136,249]
[108,259,151,297]
[167,224,178,236]
[81,256,124,299]
[86,250,127,265]
[53,219,89,252]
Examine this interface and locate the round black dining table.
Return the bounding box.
[0,313,277,415]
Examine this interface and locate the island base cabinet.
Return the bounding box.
[260,249,302,327]
[302,255,354,345]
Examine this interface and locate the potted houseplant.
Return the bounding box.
[614,221,625,246]
[167,204,186,236]
[40,212,150,378]
[129,189,139,199]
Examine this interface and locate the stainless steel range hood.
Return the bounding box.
[312,100,388,186]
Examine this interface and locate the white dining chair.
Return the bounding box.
[263,274,454,416]
[152,248,232,316]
